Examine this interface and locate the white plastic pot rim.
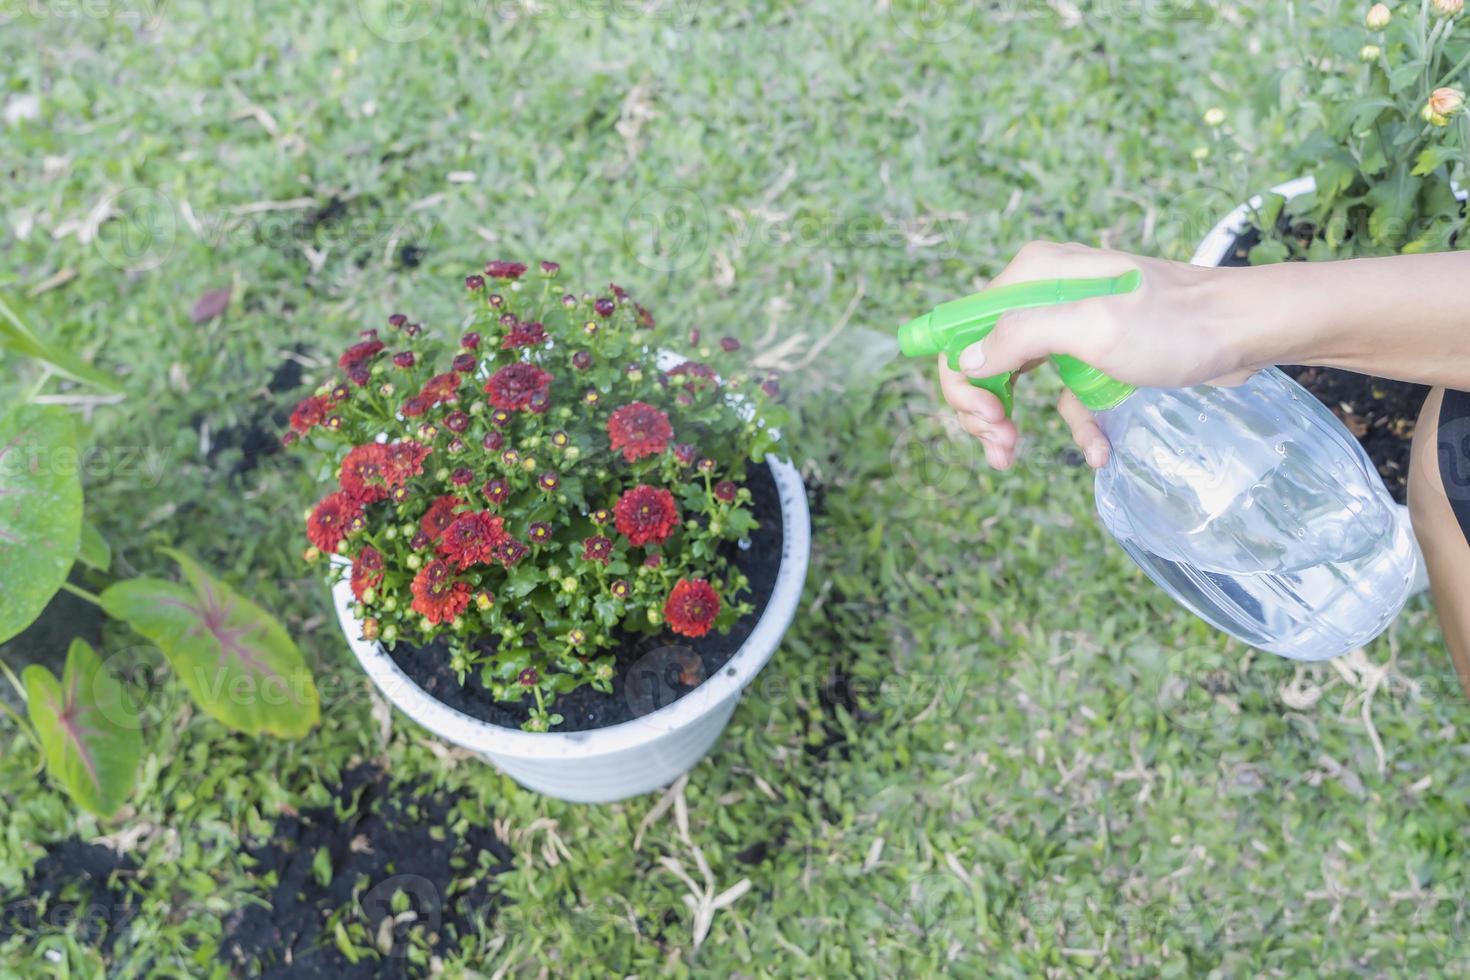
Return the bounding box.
[331,452,810,761]
[1189,175,1316,268]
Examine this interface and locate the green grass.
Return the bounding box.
[2,0,1468,975]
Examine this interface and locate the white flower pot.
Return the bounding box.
[331,454,810,803]
[1189,174,1428,593]
[1187,175,1318,268]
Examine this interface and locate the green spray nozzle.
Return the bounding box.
[898,270,1141,416]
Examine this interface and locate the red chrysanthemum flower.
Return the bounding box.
[502,320,547,349]
[384,440,431,485]
[306,492,361,552]
[485,260,527,280]
[411,559,471,625]
[664,578,720,638]
[421,495,467,540]
[493,538,528,567]
[420,372,462,406]
[340,443,391,504]
[438,511,509,570]
[401,395,430,417]
[582,535,613,564]
[339,339,384,372]
[290,394,333,434]
[482,478,510,506]
[613,485,679,547]
[607,402,673,462]
[668,361,719,392]
[485,363,553,412]
[351,545,385,601]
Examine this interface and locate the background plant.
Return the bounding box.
[1247,0,1470,260]
[290,263,786,730]
[0,298,317,818]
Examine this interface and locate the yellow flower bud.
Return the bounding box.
[1191,146,1210,161]
[1423,87,1465,125]
[303,546,321,563]
[1360,44,1381,61]
[1365,3,1391,28]
[1433,0,1462,17]
[522,456,537,472]
[1203,107,1225,127]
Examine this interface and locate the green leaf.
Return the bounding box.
[78,521,111,572]
[1255,192,1286,231]
[0,405,83,645]
[0,291,122,393]
[24,639,142,817]
[1365,170,1423,247]
[99,549,319,737]
[1312,155,1359,204]
[1412,144,1462,176]
[1247,239,1289,265]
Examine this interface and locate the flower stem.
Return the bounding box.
[60,581,104,606]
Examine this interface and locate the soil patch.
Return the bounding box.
[222,764,514,979]
[0,838,140,954]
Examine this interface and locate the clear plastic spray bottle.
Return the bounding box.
[899,272,1417,661]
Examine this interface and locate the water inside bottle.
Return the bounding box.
[1092,368,1416,661]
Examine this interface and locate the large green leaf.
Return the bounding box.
[0,291,121,393]
[24,638,142,817]
[0,404,83,644]
[100,549,319,737]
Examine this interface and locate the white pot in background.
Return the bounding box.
[1189,174,1427,593]
[333,454,810,803]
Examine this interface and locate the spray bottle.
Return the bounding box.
[899,272,1417,661]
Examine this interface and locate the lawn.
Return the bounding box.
[2,0,1467,975]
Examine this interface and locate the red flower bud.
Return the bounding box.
[452,353,476,373]
[572,351,592,370]
[388,313,407,328]
[444,410,470,433]
[720,337,740,352]
[482,430,504,451]
[461,331,481,349]
[594,298,615,317]
[465,274,485,291]
[450,467,474,486]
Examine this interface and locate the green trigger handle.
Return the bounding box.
[897,270,1141,416]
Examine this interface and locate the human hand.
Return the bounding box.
[938,241,1260,469]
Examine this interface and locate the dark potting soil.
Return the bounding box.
[222,764,514,979]
[0,838,140,954]
[387,459,786,733]
[200,351,306,480]
[1217,227,1427,504]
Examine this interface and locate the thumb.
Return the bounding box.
[957,305,1092,378]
